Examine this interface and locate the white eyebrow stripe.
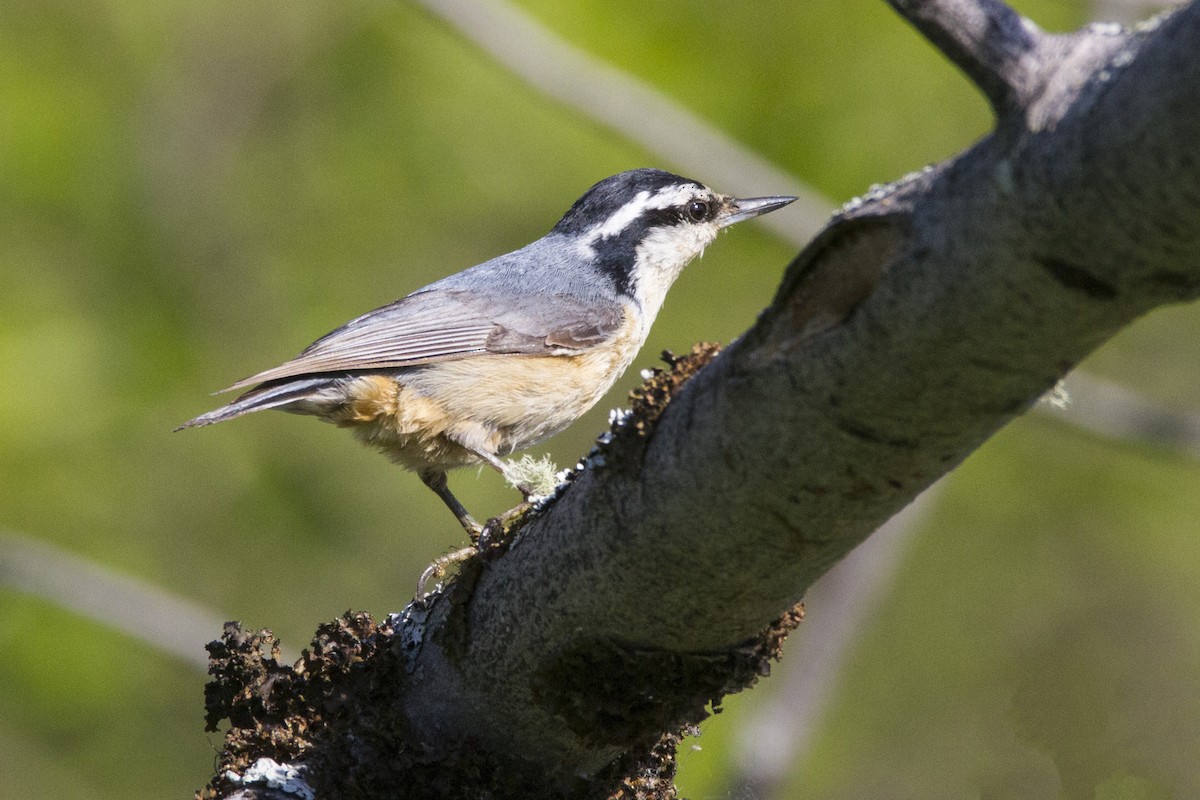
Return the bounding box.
[585,184,702,242]
[589,190,651,241]
[648,183,703,208]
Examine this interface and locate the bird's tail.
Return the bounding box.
[175,377,332,431]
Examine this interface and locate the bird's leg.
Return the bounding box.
[464,447,540,529]
[419,469,482,537]
[415,470,483,596]
[465,443,542,520]
[413,453,526,597]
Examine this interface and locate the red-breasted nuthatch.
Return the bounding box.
[180,169,794,533]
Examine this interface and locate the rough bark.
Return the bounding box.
[202,2,1200,798]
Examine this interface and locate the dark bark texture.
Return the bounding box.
[202,2,1200,798]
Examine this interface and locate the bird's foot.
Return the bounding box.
[493,501,533,529]
[416,545,477,597]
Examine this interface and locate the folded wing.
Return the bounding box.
[220,288,626,393]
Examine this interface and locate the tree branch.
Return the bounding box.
[885,0,1048,117]
[201,1,1200,797]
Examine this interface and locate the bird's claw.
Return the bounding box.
[416,545,477,597]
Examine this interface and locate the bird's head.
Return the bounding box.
[552,168,795,317]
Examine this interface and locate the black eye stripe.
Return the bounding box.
[639,197,712,228]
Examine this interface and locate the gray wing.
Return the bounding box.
[220,287,626,393]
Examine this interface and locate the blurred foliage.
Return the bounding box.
[0,0,1195,797]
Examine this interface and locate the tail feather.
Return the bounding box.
[175,377,332,431]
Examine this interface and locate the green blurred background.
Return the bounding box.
[2,0,1196,797]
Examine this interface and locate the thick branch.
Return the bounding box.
[400,0,1200,781]
[205,1,1200,796]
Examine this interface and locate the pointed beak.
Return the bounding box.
[717,195,798,228]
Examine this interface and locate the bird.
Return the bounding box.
[179,168,795,535]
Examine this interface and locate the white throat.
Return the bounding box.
[630,222,719,328]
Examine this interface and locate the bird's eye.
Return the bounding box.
[687,199,710,222]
